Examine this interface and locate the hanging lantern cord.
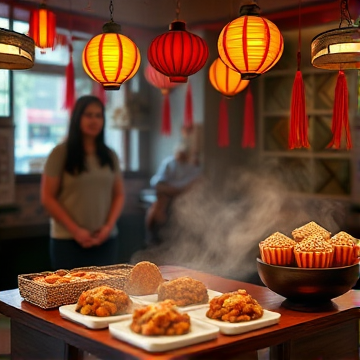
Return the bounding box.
[175,0,181,20]
[339,0,352,27]
[109,0,114,22]
[297,0,302,71]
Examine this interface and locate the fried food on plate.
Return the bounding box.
[75,285,132,317]
[206,289,263,323]
[130,300,191,336]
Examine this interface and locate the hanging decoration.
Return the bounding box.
[184,83,194,130]
[209,57,249,147]
[63,43,75,110]
[82,0,141,90]
[289,0,310,149]
[327,71,352,149]
[0,28,35,69]
[144,64,179,136]
[311,0,360,70]
[92,82,107,105]
[242,86,255,148]
[218,0,284,80]
[28,2,57,51]
[147,0,209,83]
[311,0,353,149]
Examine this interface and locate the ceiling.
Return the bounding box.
[19,0,337,30]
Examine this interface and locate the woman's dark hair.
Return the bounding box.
[64,95,115,174]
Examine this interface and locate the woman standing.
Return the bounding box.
[41,95,125,270]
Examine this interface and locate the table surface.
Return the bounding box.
[0,265,359,360]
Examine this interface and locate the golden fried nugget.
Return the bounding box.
[130,300,191,336]
[206,289,263,323]
[124,261,164,295]
[76,286,132,317]
[157,276,209,306]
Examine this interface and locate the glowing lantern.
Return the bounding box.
[209,58,249,97]
[82,1,140,90]
[218,1,284,80]
[145,64,179,135]
[28,4,56,50]
[147,20,209,83]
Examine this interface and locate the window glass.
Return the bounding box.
[13,21,69,66]
[0,17,10,117]
[0,70,10,117]
[11,20,136,174]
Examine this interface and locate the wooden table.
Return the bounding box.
[0,266,359,360]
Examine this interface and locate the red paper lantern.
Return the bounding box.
[29,4,56,50]
[147,20,209,83]
[144,64,178,95]
[145,64,179,136]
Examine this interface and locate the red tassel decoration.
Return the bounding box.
[218,96,229,147]
[288,70,310,149]
[242,86,255,148]
[184,82,194,129]
[327,70,352,150]
[92,82,107,105]
[161,92,171,136]
[63,44,75,111]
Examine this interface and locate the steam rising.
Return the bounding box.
[131,164,347,284]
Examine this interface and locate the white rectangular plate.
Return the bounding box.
[187,307,281,335]
[130,289,223,311]
[59,302,144,329]
[109,316,219,352]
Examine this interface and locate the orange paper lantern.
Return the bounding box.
[209,58,249,97]
[28,4,56,50]
[83,21,140,90]
[218,2,283,80]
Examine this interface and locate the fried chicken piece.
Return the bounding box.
[130,300,191,336]
[75,286,132,317]
[157,276,209,306]
[206,289,263,323]
[124,261,164,295]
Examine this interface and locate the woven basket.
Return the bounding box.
[18,270,126,309]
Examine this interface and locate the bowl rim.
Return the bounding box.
[256,257,360,271]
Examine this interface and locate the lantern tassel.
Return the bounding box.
[184,82,194,129]
[218,96,229,147]
[242,86,255,148]
[63,47,75,111]
[92,82,107,105]
[289,70,310,149]
[161,92,171,136]
[327,70,352,150]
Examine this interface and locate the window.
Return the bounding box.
[10,20,140,174]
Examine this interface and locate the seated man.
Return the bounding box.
[146,142,201,244]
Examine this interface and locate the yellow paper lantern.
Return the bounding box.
[218,2,284,80]
[82,21,140,90]
[209,58,249,97]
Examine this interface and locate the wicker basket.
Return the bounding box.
[18,270,126,309]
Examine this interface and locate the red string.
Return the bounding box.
[327,70,352,150]
[218,96,229,147]
[63,47,75,111]
[161,92,171,136]
[242,86,255,148]
[288,70,310,149]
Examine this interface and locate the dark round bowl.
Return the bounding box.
[257,258,360,311]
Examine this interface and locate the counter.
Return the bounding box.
[0,266,359,360]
